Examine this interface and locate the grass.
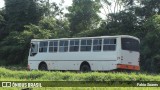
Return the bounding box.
[0,67,160,81]
[0,87,160,90]
[0,67,160,90]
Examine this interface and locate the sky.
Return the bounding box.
[0,0,4,8]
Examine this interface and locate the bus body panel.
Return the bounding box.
[121,50,139,66]
[28,51,118,71]
[28,60,118,71]
[28,35,140,71]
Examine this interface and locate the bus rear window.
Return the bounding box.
[121,38,139,52]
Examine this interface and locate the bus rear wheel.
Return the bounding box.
[80,64,91,72]
[39,63,48,71]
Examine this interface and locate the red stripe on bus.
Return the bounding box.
[117,64,140,70]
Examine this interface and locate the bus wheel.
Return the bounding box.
[39,62,48,71]
[80,64,91,72]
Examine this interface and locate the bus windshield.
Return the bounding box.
[30,43,38,56]
[121,38,140,52]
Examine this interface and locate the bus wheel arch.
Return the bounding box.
[38,61,48,71]
[80,61,91,72]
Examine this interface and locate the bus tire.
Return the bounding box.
[80,64,91,72]
[39,62,48,71]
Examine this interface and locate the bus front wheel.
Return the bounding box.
[39,62,48,71]
[80,64,91,72]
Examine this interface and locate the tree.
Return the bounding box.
[5,0,45,32]
[141,15,160,73]
[41,18,70,38]
[0,9,7,40]
[135,0,160,18]
[44,1,65,19]
[89,11,139,37]
[0,17,70,65]
[100,0,125,19]
[66,0,101,36]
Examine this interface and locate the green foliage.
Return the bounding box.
[98,11,139,36]
[0,67,160,81]
[0,17,70,65]
[24,24,51,39]
[0,31,30,65]
[0,0,160,74]
[45,2,64,17]
[0,9,7,40]
[24,17,70,39]
[78,11,139,37]
[66,0,101,36]
[38,17,70,38]
[5,0,45,31]
[1,68,160,89]
[141,15,160,73]
[0,87,159,90]
[137,0,160,18]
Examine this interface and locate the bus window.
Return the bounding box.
[93,38,102,51]
[30,42,38,56]
[80,39,92,51]
[39,41,48,52]
[49,41,53,52]
[49,41,58,52]
[121,38,139,52]
[103,39,116,51]
[59,40,68,52]
[70,40,79,52]
[53,41,58,52]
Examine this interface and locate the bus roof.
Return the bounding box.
[31,35,139,42]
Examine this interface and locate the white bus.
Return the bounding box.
[28,35,140,72]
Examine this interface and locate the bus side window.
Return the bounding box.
[39,41,48,52]
[49,41,54,52]
[49,41,58,52]
[70,40,79,52]
[93,38,102,51]
[80,39,92,51]
[59,40,68,52]
[103,39,116,51]
[53,41,58,52]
